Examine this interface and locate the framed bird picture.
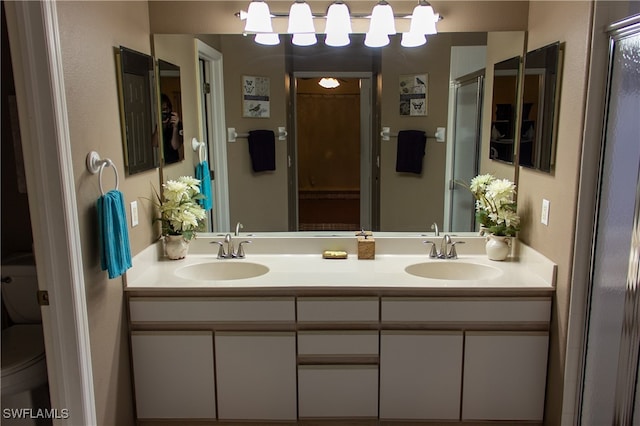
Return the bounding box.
[242,75,270,118]
[399,74,428,116]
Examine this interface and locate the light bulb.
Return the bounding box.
[292,33,318,46]
[255,33,280,45]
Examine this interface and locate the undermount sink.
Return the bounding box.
[405,261,502,281]
[175,261,269,281]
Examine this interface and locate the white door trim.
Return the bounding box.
[196,39,230,232]
[4,1,96,424]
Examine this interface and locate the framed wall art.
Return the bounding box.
[242,75,270,118]
[399,74,428,116]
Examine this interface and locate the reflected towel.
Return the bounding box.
[395,130,427,174]
[97,190,132,279]
[195,160,213,211]
[248,130,276,172]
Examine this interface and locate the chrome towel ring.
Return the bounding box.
[86,151,119,196]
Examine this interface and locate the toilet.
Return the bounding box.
[1,253,50,423]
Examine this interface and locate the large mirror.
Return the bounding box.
[115,46,160,175]
[153,31,525,233]
[519,41,562,173]
[157,59,185,165]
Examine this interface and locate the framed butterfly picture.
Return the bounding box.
[399,74,428,116]
[242,75,270,118]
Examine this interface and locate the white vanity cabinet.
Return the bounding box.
[130,331,216,420]
[379,330,463,420]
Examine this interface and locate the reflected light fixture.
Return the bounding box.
[365,1,396,47]
[325,2,352,47]
[255,33,280,45]
[245,0,273,33]
[318,77,340,89]
[292,33,318,46]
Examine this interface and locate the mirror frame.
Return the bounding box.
[115,46,160,175]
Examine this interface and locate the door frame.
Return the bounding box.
[289,71,374,231]
[196,40,230,232]
[4,1,96,423]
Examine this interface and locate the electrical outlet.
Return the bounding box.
[130,201,139,227]
[541,199,550,225]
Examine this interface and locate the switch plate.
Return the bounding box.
[541,199,550,225]
[130,201,139,227]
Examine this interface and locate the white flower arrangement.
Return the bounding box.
[157,176,206,241]
[464,174,520,237]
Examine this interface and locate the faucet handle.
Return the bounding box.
[212,241,226,259]
[235,240,252,258]
[448,241,465,259]
[422,240,438,258]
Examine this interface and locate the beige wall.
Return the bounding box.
[517,2,594,424]
[56,1,160,424]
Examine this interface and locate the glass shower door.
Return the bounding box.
[580,20,640,425]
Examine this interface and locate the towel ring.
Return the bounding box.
[191,138,207,163]
[86,151,119,196]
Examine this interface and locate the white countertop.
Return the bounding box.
[125,235,556,294]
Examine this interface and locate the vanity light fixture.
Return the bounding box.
[288,0,315,34]
[365,0,396,47]
[324,2,352,47]
[239,0,441,48]
[245,0,273,33]
[318,77,341,88]
[401,0,438,47]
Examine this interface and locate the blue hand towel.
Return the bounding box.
[97,190,132,279]
[195,160,213,211]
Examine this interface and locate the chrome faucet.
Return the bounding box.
[212,233,251,259]
[431,222,439,236]
[423,234,464,259]
[235,222,243,236]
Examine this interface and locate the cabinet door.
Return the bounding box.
[215,332,297,421]
[379,331,463,420]
[130,331,216,419]
[462,331,549,421]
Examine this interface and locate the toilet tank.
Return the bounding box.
[1,253,41,324]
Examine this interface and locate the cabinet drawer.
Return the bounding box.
[298,365,378,418]
[297,297,379,323]
[298,331,379,356]
[129,297,295,323]
[381,297,551,323]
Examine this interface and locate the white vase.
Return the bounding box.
[485,234,512,261]
[164,235,190,260]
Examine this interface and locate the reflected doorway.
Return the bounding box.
[293,75,372,231]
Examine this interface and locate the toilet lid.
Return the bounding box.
[1,324,46,377]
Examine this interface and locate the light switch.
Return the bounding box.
[131,201,139,227]
[541,199,550,226]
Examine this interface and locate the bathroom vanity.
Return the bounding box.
[125,233,555,425]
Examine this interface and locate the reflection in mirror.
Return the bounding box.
[155,32,525,232]
[489,56,520,164]
[158,59,184,165]
[520,41,561,173]
[116,46,159,174]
